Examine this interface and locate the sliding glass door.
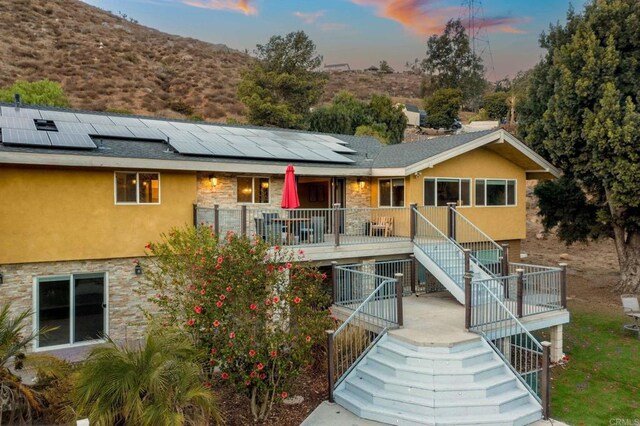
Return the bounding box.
[37,273,106,348]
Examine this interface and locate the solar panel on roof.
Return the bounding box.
[225,127,257,136]
[160,129,200,142]
[91,124,134,138]
[168,139,214,156]
[127,126,166,140]
[192,132,228,144]
[56,122,96,134]
[310,149,355,163]
[140,119,176,128]
[317,140,356,153]
[75,113,115,125]
[285,148,331,162]
[265,146,303,159]
[0,116,37,130]
[109,116,146,127]
[1,128,51,146]
[316,134,348,145]
[170,122,202,132]
[246,136,283,147]
[48,132,97,149]
[0,106,42,119]
[201,141,244,157]
[250,129,279,138]
[196,124,232,134]
[40,110,80,123]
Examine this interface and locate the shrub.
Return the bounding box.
[73,328,221,425]
[482,91,509,120]
[0,79,70,107]
[423,88,463,129]
[140,227,331,421]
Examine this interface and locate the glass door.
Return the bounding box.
[37,274,106,348]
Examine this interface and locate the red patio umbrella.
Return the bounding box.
[281,164,300,209]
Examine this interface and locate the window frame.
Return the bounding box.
[423,177,472,207]
[114,171,161,205]
[32,272,109,351]
[236,176,271,204]
[475,178,517,207]
[378,177,405,208]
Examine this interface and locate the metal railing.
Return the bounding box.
[413,208,467,291]
[326,274,401,402]
[194,204,412,247]
[511,264,567,316]
[450,207,504,276]
[466,276,551,418]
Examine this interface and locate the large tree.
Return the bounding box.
[519,0,640,293]
[422,19,486,109]
[238,31,326,128]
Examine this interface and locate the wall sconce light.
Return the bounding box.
[134,260,143,275]
[414,172,422,178]
[357,178,365,190]
[0,272,3,284]
[209,175,218,187]
[261,181,269,189]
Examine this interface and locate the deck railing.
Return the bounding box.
[326,266,401,402]
[510,263,567,316]
[466,275,551,418]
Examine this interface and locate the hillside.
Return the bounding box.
[0,0,423,121]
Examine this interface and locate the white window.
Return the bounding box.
[35,273,107,349]
[475,179,517,206]
[379,178,405,207]
[424,178,471,206]
[115,172,160,204]
[237,177,270,204]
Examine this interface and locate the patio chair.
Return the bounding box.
[369,216,393,237]
[621,294,640,338]
[300,216,325,244]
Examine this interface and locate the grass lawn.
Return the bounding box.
[548,305,640,425]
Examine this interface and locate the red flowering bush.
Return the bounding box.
[140,226,331,421]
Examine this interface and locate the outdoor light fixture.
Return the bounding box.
[209,175,218,187]
[261,181,269,189]
[357,178,365,190]
[134,261,143,275]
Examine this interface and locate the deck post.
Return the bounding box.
[326,330,335,403]
[463,248,471,274]
[410,255,417,294]
[559,263,568,308]
[333,203,341,247]
[447,202,457,240]
[240,205,247,237]
[410,203,417,242]
[192,204,198,227]
[541,341,551,419]
[501,243,510,298]
[516,268,524,318]
[394,273,404,327]
[213,204,220,236]
[464,272,472,330]
[331,261,338,304]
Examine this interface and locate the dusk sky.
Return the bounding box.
[83,0,587,79]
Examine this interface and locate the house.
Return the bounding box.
[402,103,426,127]
[0,103,568,424]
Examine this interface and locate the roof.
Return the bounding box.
[0,103,560,178]
[404,104,420,113]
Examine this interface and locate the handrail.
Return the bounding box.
[449,207,504,277]
[326,275,400,402]
[468,276,551,415]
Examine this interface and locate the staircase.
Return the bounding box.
[334,333,543,426]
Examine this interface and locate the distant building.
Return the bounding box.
[462,120,500,133]
[364,65,379,72]
[323,63,351,72]
[402,103,426,127]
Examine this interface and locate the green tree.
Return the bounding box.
[482,91,509,120]
[0,80,70,107]
[422,19,486,109]
[379,60,394,73]
[423,88,463,129]
[73,328,221,425]
[308,92,406,144]
[238,31,326,128]
[520,0,640,293]
[355,124,389,143]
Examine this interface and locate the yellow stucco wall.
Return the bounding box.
[0,167,196,264]
[371,148,526,241]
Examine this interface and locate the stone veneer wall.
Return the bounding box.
[1,257,155,349]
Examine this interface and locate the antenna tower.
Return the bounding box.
[460,0,495,79]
